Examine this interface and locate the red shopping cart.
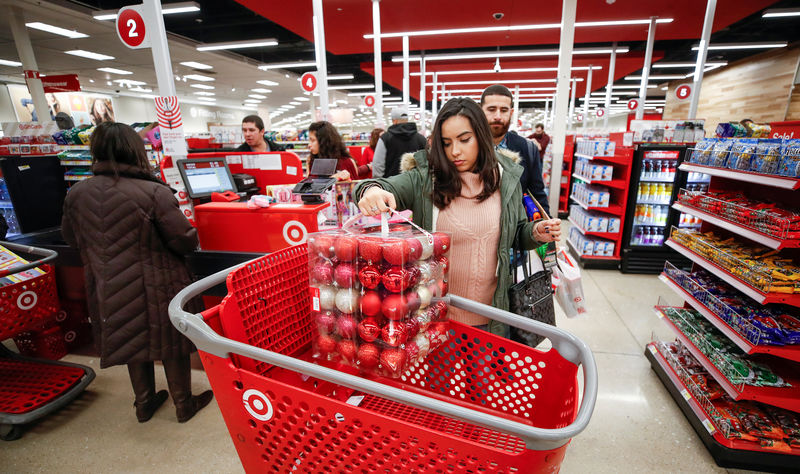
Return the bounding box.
[169,245,597,473]
[0,242,94,441]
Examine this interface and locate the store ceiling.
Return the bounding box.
[0,0,798,126]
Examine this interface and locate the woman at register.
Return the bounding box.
[308,121,371,181]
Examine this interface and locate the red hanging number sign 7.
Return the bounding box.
[627,99,639,111]
[300,72,318,93]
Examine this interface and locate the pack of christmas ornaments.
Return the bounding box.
[308,215,451,378]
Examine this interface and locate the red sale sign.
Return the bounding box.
[116,6,149,49]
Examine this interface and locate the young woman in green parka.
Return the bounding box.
[354,98,561,337]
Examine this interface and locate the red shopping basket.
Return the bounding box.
[169,245,597,473]
[0,244,60,341]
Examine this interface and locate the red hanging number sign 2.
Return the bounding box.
[116,6,150,49]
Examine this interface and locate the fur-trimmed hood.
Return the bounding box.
[400,147,521,173]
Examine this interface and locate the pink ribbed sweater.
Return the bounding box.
[436,172,501,326]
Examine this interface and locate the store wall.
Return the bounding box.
[663,46,800,125]
[0,85,16,122]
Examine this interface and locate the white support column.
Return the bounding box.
[636,17,657,120]
[582,66,592,129]
[372,0,384,128]
[7,6,51,122]
[142,0,176,96]
[604,42,617,128]
[312,0,329,120]
[419,53,426,135]
[568,78,577,130]
[513,85,520,131]
[548,0,577,215]
[689,0,717,119]
[431,72,439,120]
[402,35,410,105]
[543,98,550,129]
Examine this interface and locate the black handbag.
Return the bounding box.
[508,247,556,347]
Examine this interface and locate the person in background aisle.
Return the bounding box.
[527,123,551,158]
[61,122,213,424]
[55,112,75,130]
[308,121,371,181]
[372,106,427,178]
[359,127,384,167]
[354,98,560,337]
[481,85,549,214]
[236,115,285,153]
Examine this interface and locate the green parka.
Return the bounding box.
[353,148,543,336]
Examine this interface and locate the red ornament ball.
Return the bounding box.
[406,237,422,262]
[433,232,451,257]
[357,317,381,342]
[380,348,408,376]
[357,343,380,369]
[359,290,382,317]
[333,262,357,288]
[310,260,334,285]
[314,310,336,334]
[313,234,336,259]
[435,256,450,275]
[404,317,420,339]
[437,280,448,296]
[405,341,420,361]
[383,239,411,266]
[434,301,448,318]
[406,290,421,314]
[336,314,358,339]
[358,264,382,289]
[358,237,383,263]
[381,293,408,321]
[337,339,357,363]
[316,334,337,354]
[334,235,359,261]
[381,265,417,293]
[381,321,409,347]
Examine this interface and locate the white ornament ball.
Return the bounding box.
[318,285,337,310]
[418,236,434,260]
[414,333,430,357]
[335,288,360,314]
[414,309,432,331]
[416,285,432,308]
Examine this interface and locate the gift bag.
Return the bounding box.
[553,248,587,318]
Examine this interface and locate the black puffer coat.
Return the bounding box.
[61,162,198,368]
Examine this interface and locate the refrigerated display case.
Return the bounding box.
[620,144,708,273]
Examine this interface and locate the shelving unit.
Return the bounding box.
[649,151,800,470]
[557,135,575,216]
[571,174,627,189]
[567,216,620,240]
[569,194,624,215]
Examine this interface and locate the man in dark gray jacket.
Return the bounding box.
[372,106,427,178]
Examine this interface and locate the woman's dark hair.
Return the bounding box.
[369,127,384,150]
[429,98,500,209]
[309,121,350,160]
[90,122,152,174]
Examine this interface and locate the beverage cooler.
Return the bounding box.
[620,144,708,273]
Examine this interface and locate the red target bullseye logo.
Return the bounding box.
[17,291,37,311]
[242,389,274,421]
[56,310,68,322]
[178,191,187,199]
[64,330,76,343]
[282,220,307,245]
[184,209,192,217]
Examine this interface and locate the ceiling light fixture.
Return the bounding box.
[190,84,215,90]
[25,22,88,38]
[256,79,280,86]
[365,18,673,39]
[183,74,214,82]
[392,46,629,62]
[193,91,215,96]
[180,61,212,69]
[691,41,788,50]
[94,2,201,20]
[114,79,146,86]
[249,94,266,99]
[327,74,355,80]
[293,96,310,101]
[683,63,726,78]
[65,49,114,61]
[251,88,272,93]
[625,74,685,80]
[605,84,657,89]
[347,91,391,96]
[196,38,278,51]
[328,84,375,90]
[762,8,800,18]
[412,66,600,76]
[0,59,23,67]
[258,61,317,70]
[97,67,133,75]
[443,78,558,85]
[652,61,727,68]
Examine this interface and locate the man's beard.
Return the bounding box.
[490,121,510,138]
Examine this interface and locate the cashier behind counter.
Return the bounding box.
[236,115,284,153]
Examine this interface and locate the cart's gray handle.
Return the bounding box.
[169,263,597,451]
[0,241,58,277]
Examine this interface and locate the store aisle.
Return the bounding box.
[3,256,758,473]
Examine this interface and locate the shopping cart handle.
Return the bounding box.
[0,241,59,278]
[169,265,597,451]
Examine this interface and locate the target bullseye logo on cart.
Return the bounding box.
[17,291,37,311]
[283,220,308,245]
[243,389,274,421]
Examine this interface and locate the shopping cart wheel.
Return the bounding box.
[0,423,23,441]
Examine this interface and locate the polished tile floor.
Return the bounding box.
[2,261,759,473]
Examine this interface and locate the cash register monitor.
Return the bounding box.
[176,158,237,199]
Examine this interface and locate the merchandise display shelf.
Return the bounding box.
[567,217,620,240]
[672,202,800,250]
[574,153,631,165]
[638,176,677,183]
[665,239,800,307]
[59,160,92,166]
[64,175,91,182]
[654,305,800,413]
[659,272,800,363]
[571,174,627,189]
[646,343,800,470]
[569,194,624,216]
[566,238,618,263]
[679,164,800,191]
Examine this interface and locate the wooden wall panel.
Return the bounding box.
[663,46,800,129]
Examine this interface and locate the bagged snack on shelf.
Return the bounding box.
[712,400,759,442]
[709,139,734,168]
[775,313,800,344]
[308,212,450,379]
[690,138,716,165]
[726,139,758,171]
[762,405,800,447]
[731,402,789,445]
[777,139,800,178]
[751,139,782,175]
[748,360,791,388]
[689,373,725,400]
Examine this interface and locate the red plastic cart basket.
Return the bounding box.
[169,245,597,473]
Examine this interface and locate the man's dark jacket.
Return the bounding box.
[379,122,427,178]
[503,131,550,215]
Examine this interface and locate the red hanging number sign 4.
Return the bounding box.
[116,6,150,49]
[675,84,692,102]
[301,72,318,93]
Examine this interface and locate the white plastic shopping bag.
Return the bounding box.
[552,247,587,317]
